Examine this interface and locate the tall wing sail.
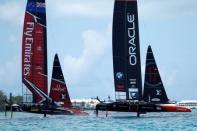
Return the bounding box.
[22,0,48,103]
[143,45,169,104]
[49,54,72,107]
[113,0,142,101]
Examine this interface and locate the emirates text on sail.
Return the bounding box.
[127,13,136,66]
[23,22,34,76]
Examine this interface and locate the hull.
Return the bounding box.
[160,104,192,112]
[21,104,72,115]
[96,102,191,113]
[63,107,89,116]
[21,104,88,115]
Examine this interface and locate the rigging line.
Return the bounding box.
[26,11,46,28]
[38,72,66,85]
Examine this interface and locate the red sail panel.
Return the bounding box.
[49,54,72,107]
[50,79,72,107]
[32,23,48,101]
[22,0,47,103]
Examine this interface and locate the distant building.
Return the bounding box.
[71,99,99,110]
[177,100,197,109]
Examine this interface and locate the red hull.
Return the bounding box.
[160,105,191,112]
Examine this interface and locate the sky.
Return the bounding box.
[0,0,197,101]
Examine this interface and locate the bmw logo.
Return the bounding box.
[116,72,124,80]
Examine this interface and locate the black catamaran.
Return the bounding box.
[96,0,191,117]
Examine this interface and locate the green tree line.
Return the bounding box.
[0,90,22,111]
[0,90,7,111]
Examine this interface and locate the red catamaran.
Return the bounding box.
[95,0,191,117]
[21,0,87,116]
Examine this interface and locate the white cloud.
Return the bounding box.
[0,2,24,25]
[8,34,17,44]
[1,0,196,24]
[162,70,177,87]
[63,25,111,84]
[48,0,113,18]
[139,0,197,21]
[48,0,197,20]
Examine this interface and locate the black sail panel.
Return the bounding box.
[113,0,127,101]
[51,54,65,82]
[49,54,72,107]
[113,0,142,101]
[143,45,169,104]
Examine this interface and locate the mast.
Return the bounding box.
[22,0,48,103]
[113,0,142,101]
[143,45,169,104]
[49,54,72,107]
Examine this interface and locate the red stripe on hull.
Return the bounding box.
[160,105,191,112]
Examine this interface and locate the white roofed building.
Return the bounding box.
[177,100,197,109]
[71,99,99,110]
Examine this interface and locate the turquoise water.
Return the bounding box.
[1,110,197,131]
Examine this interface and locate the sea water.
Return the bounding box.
[0,110,197,131]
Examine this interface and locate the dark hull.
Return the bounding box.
[96,102,191,113]
[21,104,88,115]
[22,105,72,115]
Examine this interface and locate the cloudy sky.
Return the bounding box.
[0,0,197,101]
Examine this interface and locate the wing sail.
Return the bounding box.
[113,0,142,101]
[22,0,48,103]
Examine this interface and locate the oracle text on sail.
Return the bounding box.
[127,13,137,66]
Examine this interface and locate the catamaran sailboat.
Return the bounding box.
[21,0,87,115]
[95,0,191,117]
